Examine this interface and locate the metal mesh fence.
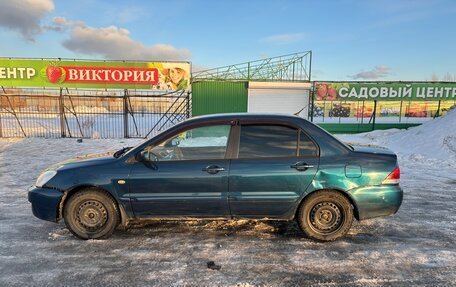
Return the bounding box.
[0,88,190,138]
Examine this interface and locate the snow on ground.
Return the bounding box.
[337,108,456,162]
[0,111,455,286]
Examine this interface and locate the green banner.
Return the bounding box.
[314,82,456,101]
[0,59,190,90]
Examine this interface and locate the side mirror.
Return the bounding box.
[136,150,148,162]
[136,150,157,162]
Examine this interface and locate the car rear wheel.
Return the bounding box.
[297,190,353,241]
[63,188,119,239]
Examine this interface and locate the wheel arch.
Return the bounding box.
[58,185,129,226]
[294,188,360,221]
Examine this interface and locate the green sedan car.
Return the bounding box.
[29,113,403,241]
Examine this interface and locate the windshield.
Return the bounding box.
[116,128,169,158]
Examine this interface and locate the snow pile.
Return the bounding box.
[386,108,456,161]
[337,108,456,162]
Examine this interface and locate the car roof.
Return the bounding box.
[180,113,351,156]
[187,112,304,124]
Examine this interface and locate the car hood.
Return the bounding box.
[347,143,396,156]
[50,151,117,171]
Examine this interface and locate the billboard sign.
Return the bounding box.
[314,82,456,101]
[0,59,190,90]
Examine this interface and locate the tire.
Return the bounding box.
[63,188,120,240]
[297,190,353,241]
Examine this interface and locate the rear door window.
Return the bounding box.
[299,130,318,157]
[238,124,298,158]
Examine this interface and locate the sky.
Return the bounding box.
[0,0,455,81]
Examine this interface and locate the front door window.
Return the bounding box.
[147,125,231,161]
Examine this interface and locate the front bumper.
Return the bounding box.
[28,186,63,222]
[348,184,403,220]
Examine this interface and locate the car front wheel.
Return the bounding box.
[63,188,120,239]
[297,190,353,241]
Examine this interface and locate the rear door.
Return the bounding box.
[228,123,319,218]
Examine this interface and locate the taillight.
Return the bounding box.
[382,166,400,185]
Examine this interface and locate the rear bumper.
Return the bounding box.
[348,185,403,220]
[28,186,63,222]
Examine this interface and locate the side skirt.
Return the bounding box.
[124,217,291,227]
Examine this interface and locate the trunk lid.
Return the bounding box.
[347,143,396,156]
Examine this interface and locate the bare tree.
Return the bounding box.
[443,72,454,82]
[431,73,439,81]
[429,72,456,82]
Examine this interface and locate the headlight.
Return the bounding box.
[35,170,57,187]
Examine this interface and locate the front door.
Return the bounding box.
[128,124,232,218]
[228,124,319,218]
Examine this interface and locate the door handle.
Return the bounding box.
[290,162,314,171]
[202,165,225,174]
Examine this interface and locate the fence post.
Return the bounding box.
[186,91,190,119]
[0,107,2,138]
[59,88,66,137]
[0,88,2,137]
[372,100,377,131]
[310,87,315,122]
[434,100,441,118]
[123,89,129,138]
[0,94,3,137]
[361,101,365,124]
